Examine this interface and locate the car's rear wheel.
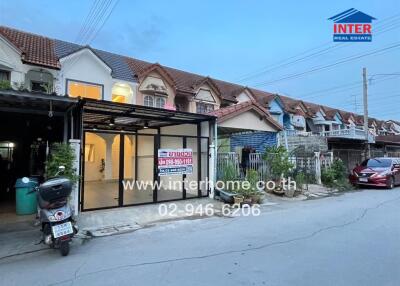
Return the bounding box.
[387,176,394,189]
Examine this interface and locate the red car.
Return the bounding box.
[349,157,400,189]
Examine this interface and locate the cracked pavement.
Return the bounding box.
[1,188,399,286]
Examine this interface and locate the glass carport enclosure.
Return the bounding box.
[80,99,216,211]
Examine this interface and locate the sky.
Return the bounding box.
[0,0,399,120]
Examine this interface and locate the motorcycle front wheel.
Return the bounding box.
[60,241,70,256]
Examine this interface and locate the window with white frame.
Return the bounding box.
[144,95,166,108]
[155,97,166,108]
[144,95,154,107]
[196,102,214,114]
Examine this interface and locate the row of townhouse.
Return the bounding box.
[0,25,399,212]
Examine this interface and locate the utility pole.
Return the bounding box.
[363,67,370,158]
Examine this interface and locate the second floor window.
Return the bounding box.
[67,80,102,100]
[144,95,166,108]
[31,81,47,92]
[196,102,214,114]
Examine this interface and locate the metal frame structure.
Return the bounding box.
[80,98,215,211]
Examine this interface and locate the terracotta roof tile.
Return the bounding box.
[0,25,395,128]
[0,26,60,69]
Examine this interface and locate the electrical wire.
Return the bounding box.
[233,13,400,83]
[253,43,400,87]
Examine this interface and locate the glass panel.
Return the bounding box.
[131,135,155,203]
[123,135,154,205]
[86,85,102,99]
[158,135,183,201]
[112,94,126,103]
[68,81,102,100]
[155,97,165,108]
[83,132,119,209]
[144,95,154,107]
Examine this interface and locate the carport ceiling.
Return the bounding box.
[82,98,216,132]
[0,90,77,115]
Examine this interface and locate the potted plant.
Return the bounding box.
[235,169,262,206]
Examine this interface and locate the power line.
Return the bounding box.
[80,0,113,44]
[63,0,119,75]
[299,74,400,100]
[253,43,400,87]
[87,0,120,43]
[75,0,101,43]
[233,13,400,83]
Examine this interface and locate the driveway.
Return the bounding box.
[0,187,399,286]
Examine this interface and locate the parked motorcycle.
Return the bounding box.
[31,166,78,256]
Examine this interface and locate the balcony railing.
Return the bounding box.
[283,126,375,143]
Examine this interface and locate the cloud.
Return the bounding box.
[93,16,165,56]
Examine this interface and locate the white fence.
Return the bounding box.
[283,126,375,143]
[217,151,333,183]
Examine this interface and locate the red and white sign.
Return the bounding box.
[158,148,193,176]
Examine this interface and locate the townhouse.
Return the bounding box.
[0,26,284,213]
[0,26,398,214]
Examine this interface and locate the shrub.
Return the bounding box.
[294,172,306,191]
[0,80,12,90]
[46,143,79,183]
[321,159,352,191]
[235,169,263,202]
[263,146,294,180]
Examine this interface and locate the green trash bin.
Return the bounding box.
[15,177,38,215]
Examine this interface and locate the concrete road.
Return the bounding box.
[1,188,399,286]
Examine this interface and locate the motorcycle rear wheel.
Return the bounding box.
[60,241,70,256]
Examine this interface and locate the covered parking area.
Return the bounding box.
[80,99,216,211]
[0,90,78,221]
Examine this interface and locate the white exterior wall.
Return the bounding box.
[57,49,137,103]
[0,36,59,90]
[219,110,278,132]
[235,91,252,103]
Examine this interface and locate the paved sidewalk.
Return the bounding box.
[78,198,226,236]
[0,198,227,258]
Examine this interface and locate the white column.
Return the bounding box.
[314,151,321,185]
[102,134,115,180]
[209,143,215,199]
[69,139,80,215]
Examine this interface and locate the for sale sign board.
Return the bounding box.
[158,148,193,176]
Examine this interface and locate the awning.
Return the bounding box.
[0,90,78,116]
[81,98,216,132]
